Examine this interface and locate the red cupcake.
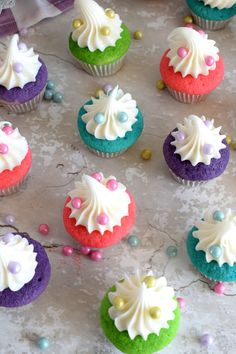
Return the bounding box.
[0,121,32,196]
[63,172,135,248]
[160,27,224,103]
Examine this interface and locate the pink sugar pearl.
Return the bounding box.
[62,245,74,256]
[177,297,186,310]
[106,179,118,191]
[198,29,205,36]
[0,143,9,154]
[91,172,102,182]
[214,282,225,295]
[80,246,91,255]
[97,213,109,225]
[71,197,82,209]
[38,224,49,236]
[2,126,13,135]
[177,47,188,58]
[205,56,215,66]
[90,250,102,262]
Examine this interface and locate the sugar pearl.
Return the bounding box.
[175,131,185,141]
[102,83,113,95]
[177,297,186,310]
[90,250,102,261]
[106,179,118,191]
[133,30,143,40]
[200,333,214,347]
[184,15,193,24]
[113,296,125,310]
[128,235,140,247]
[91,172,102,182]
[177,47,188,58]
[13,62,24,73]
[166,245,178,257]
[80,246,91,255]
[44,89,54,101]
[205,56,215,66]
[18,42,27,51]
[38,224,49,236]
[2,125,13,135]
[4,214,15,225]
[52,92,64,103]
[62,245,74,256]
[213,210,225,222]
[0,143,9,154]
[8,261,21,274]
[94,113,105,124]
[203,143,214,155]
[209,244,222,258]
[141,149,152,160]
[100,26,110,36]
[156,80,166,90]
[3,232,15,243]
[143,275,156,288]
[71,197,82,209]
[117,112,128,123]
[37,337,50,350]
[97,213,109,225]
[46,80,55,90]
[214,282,225,295]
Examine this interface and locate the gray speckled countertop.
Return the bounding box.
[1,1,236,353]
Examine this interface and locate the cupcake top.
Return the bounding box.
[0,233,38,292]
[108,271,177,340]
[66,173,131,234]
[0,121,28,173]
[167,27,219,78]
[82,85,138,141]
[193,209,236,267]
[202,0,236,9]
[0,34,42,90]
[71,0,123,52]
[171,115,226,166]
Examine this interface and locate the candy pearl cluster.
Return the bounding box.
[44,80,64,103]
[80,246,102,262]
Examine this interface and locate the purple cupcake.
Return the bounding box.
[0,232,51,307]
[163,114,229,186]
[0,34,48,114]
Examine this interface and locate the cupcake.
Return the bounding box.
[100,271,180,354]
[0,121,32,196]
[186,0,236,30]
[163,114,229,186]
[69,0,131,76]
[160,27,224,103]
[187,209,236,282]
[0,232,51,307]
[78,85,144,158]
[63,172,136,248]
[0,34,48,113]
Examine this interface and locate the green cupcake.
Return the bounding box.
[69,0,131,76]
[100,271,180,354]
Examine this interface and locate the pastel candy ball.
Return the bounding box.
[37,337,50,350]
[91,172,102,182]
[209,244,222,259]
[44,89,54,101]
[203,143,214,155]
[213,210,225,221]
[200,333,214,347]
[13,62,24,73]
[46,80,55,90]
[8,261,21,274]
[177,47,188,58]
[62,245,74,256]
[214,282,225,295]
[106,179,118,191]
[102,83,113,95]
[71,197,82,209]
[166,245,178,257]
[128,235,140,247]
[117,112,128,123]
[3,232,15,243]
[97,213,109,225]
[90,250,102,261]
[94,113,106,124]
[80,246,91,255]
[0,143,9,154]
[53,92,64,103]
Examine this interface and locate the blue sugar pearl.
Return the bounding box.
[44,89,54,101]
[46,80,55,90]
[37,337,49,350]
[209,244,222,258]
[213,210,225,222]
[166,245,178,258]
[53,92,64,103]
[94,112,105,124]
[128,235,140,247]
[117,112,128,123]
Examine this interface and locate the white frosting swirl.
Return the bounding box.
[67,173,131,234]
[0,234,38,292]
[203,0,236,9]
[72,0,123,52]
[108,271,177,340]
[82,86,138,141]
[167,27,219,78]
[0,121,28,173]
[171,115,226,166]
[0,34,42,90]
[193,209,236,266]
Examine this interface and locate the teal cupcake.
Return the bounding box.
[186,0,236,30]
[187,209,236,282]
[69,0,131,76]
[77,85,144,158]
[100,271,180,354]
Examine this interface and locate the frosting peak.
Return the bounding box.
[167,27,219,78]
[72,0,123,52]
[202,0,236,9]
[0,34,42,89]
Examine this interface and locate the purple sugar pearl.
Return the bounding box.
[203,143,214,155]
[102,83,113,95]
[18,42,27,51]
[200,333,214,347]
[8,261,21,274]
[3,232,15,243]
[13,62,24,73]
[175,131,185,141]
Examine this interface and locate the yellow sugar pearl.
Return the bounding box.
[231,141,236,150]
[72,19,83,29]
[141,149,152,160]
[113,296,125,310]
[149,306,162,319]
[184,15,193,24]
[105,8,115,19]
[226,135,232,145]
[100,26,111,36]
[133,30,143,40]
[156,80,166,90]
[143,275,156,288]
[95,89,104,98]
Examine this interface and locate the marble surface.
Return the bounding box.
[1,0,236,353]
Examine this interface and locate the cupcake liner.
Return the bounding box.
[169,169,208,186]
[191,12,230,30]
[167,86,206,104]
[87,146,127,158]
[0,87,45,114]
[0,173,29,196]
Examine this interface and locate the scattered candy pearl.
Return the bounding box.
[4,214,15,225]
[62,245,74,256]
[2,125,13,135]
[226,135,232,145]
[90,250,102,261]
[100,26,110,36]
[175,131,185,141]
[44,89,54,101]
[141,149,152,160]
[205,56,215,66]
[3,232,15,243]
[177,47,188,58]
[8,261,21,274]
[117,112,128,123]
[94,112,106,124]
[198,29,205,36]
[72,18,83,29]
[102,83,113,95]
[0,143,8,154]
[18,42,27,51]
[184,15,193,24]
[133,30,143,40]
[80,246,91,255]
[105,8,115,19]
[36,337,50,350]
[19,28,28,36]
[200,333,214,347]
[97,213,109,225]
[203,143,214,155]
[204,120,213,128]
[214,282,225,295]
[166,245,178,257]
[106,179,118,191]
[209,244,222,258]
[46,80,55,90]
[213,210,225,221]
[52,92,64,103]
[91,172,102,182]
[38,224,49,236]
[13,62,24,73]
[177,297,186,310]
[71,197,82,209]
[128,235,140,247]
[156,79,166,90]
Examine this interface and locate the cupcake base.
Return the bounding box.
[191,12,230,30]
[0,173,29,196]
[167,87,206,104]
[169,169,207,186]
[87,146,127,158]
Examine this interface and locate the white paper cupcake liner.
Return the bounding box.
[0,173,29,196]
[0,88,45,114]
[169,169,208,186]
[191,12,230,30]
[87,146,127,158]
[167,87,206,104]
